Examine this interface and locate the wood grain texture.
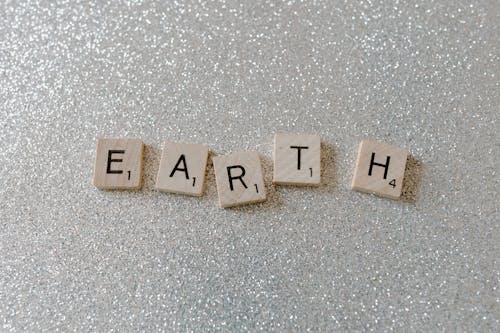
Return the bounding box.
[351,140,408,199]
[213,151,266,208]
[93,138,144,190]
[155,141,209,196]
[273,133,321,186]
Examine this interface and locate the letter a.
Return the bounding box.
[169,154,190,179]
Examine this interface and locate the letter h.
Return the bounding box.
[368,152,390,179]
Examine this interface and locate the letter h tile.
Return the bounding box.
[351,140,408,200]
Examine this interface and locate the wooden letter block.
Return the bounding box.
[155,141,209,196]
[273,133,321,186]
[213,151,266,208]
[351,140,408,199]
[93,138,144,190]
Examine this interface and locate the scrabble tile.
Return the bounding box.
[93,138,144,190]
[273,133,321,186]
[213,151,266,208]
[155,141,209,196]
[351,140,408,200]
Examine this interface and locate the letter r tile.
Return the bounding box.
[351,140,408,200]
[273,133,321,186]
[155,141,209,196]
[93,138,144,190]
[213,151,266,208]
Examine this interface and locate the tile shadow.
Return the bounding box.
[318,141,337,193]
[142,144,161,191]
[400,154,423,203]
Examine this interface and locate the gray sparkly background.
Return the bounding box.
[0,0,498,332]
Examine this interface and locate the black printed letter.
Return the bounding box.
[169,154,190,179]
[290,146,309,170]
[368,152,390,179]
[227,165,247,191]
[107,150,124,174]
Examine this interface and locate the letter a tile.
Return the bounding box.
[155,141,209,196]
[351,140,408,200]
[273,133,321,186]
[213,151,266,208]
[93,138,144,190]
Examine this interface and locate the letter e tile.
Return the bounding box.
[93,138,144,190]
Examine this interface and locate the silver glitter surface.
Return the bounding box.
[0,0,498,331]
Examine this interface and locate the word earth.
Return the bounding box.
[93,134,409,208]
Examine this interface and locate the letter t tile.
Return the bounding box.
[273,133,321,186]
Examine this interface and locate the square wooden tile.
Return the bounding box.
[155,141,209,196]
[351,140,408,199]
[273,133,321,186]
[213,151,266,208]
[93,138,144,190]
